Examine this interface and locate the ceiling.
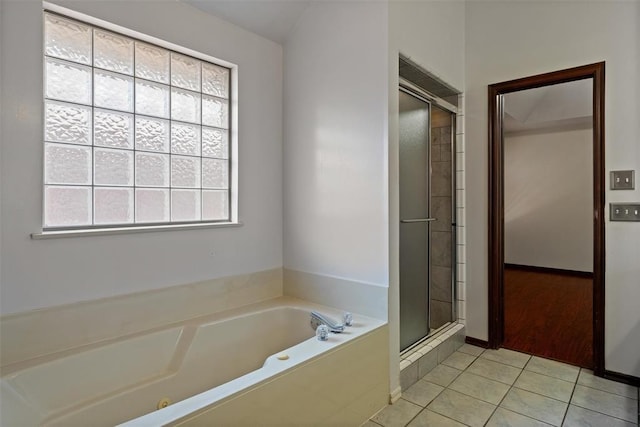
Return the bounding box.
[184,0,311,44]
[504,79,593,134]
[182,1,593,133]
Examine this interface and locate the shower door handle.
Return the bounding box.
[400,218,437,223]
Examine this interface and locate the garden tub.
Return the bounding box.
[1,297,388,426]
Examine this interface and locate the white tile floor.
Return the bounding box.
[368,345,639,427]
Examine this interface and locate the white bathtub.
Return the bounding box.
[1,297,388,426]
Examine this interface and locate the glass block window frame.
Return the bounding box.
[42,10,233,230]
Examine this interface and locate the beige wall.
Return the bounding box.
[504,128,593,273]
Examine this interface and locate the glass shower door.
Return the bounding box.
[399,89,432,351]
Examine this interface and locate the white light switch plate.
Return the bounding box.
[610,204,640,221]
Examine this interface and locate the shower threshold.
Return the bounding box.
[398,322,465,392]
[401,321,454,357]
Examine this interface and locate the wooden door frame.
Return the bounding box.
[488,62,605,375]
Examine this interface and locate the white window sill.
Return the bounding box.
[31,221,243,240]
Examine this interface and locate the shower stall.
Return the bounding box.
[398,65,458,352]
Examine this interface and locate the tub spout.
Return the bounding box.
[310,311,345,333]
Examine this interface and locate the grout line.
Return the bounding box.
[522,362,582,385]
[577,381,640,400]
[486,363,530,425]
[569,400,639,425]
[488,407,554,427]
[510,385,570,405]
[397,397,424,426]
[367,402,389,425]
[521,368,579,384]
[515,356,581,384]
[479,352,531,370]
[448,375,516,408]
[462,365,518,387]
[568,379,640,424]
[490,355,637,423]
[394,347,639,427]
[416,386,479,427]
[422,403,475,427]
[457,348,485,358]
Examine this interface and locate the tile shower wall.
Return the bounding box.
[456,94,466,326]
[429,97,465,330]
[430,111,454,329]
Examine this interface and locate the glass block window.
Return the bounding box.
[43,11,231,229]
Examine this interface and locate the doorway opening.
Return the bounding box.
[488,63,605,373]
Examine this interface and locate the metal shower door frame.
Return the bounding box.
[399,80,458,333]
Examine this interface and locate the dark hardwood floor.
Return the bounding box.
[503,267,593,368]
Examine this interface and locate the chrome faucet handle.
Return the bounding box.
[316,324,330,341]
[343,312,353,327]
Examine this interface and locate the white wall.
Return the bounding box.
[282,0,467,397]
[283,2,389,286]
[388,0,466,394]
[504,128,593,272]
[282,1,391,398]
[0,0,4,296]
[0,0,283,315]
[465,0,640,376]
[389,1,465,93]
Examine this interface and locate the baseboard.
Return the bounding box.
[604,369,640,387]
[465,336,489,348]
[504,263,593,278]
[389,386,402,404]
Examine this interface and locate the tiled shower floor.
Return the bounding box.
[366,345,639,427]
